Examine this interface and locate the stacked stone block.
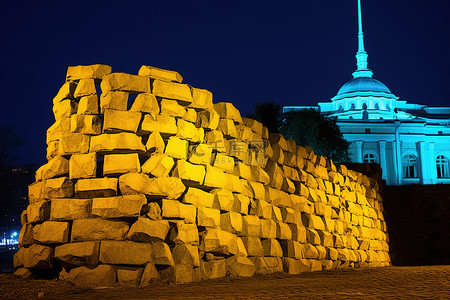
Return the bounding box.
[14,64,391,287]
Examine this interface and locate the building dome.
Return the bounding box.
[337,77,391,95]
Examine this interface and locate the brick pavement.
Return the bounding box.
[1,265,449,299]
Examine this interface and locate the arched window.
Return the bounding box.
[403,154,417,178]
[436,155,450,178]
[362,103,368,110]
[363,153,377,163]
[375,103,380,110]
[350,103,355,110]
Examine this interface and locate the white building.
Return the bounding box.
[284,0,450,185]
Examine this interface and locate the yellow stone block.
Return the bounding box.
[152,79,193,104]
[289,223,306,243]
[164,136,188,160]
[130,93,159,118]
[197,206,220,227]
[104,153,141,176]
[220,211,242,234]
[204,130,227,153]
[53,81,77,104]
[70,114,101,135]
[281,177,295,194]
[47,118,71,143]
[46,140,59,161]
[203,165,227,189]
[101,73,150,93]
[236,125,253,141]
[242,118,263,137]
[214,102,242,124]
[190,87,213,109]
[138,65,183,83]
[201,229,246,256]
[233,162,252,181]
[232,193,250,215]
[69,152,97,179]
[196,109,220,130]
[271,205,283,222]
[53,99,77,120]
[211,189,234,211]
[182,187,214,208]
[75,178,118,198]
[260,219,277,239]
[92,194,147,218]
[161,99,186,117]
[103,109,142,133]
[141,154,174,177]
[66,64,112,81]
[262,238,283,257]
[100,91,128,113]
[89,133,146,154]
[189,143,212,166]
[248,181,265,201]
[161,199,196,224]
[303,243,319,259]
[35,156,69,181]
[302,214,326,231]
[172,159,206,186]
[280,207,295,223]
[213,153,235,173]
[140,114,177,136]
[77,95,99,115]
[276,221,292,240]
[183,108,197,123]
[74,79,96,98]
[242,215,261,237]
[119,173,186,200]
[252,199,272,219]
[177,119,204,143]
[59,133,90,155]
[280,240,303,259]
[217,118,238,138]
[146,132,166,154]
[250,166,270,185]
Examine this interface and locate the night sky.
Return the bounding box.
[1,0,450,167]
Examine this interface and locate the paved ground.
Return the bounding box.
[1,265,450,299]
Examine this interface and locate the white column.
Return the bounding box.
[418,141,428,184]
[379,140,387,180]
[429,142,436,184]
[394,121,402,185]
[355,140,363,163]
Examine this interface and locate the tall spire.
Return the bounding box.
[352,0,373,78]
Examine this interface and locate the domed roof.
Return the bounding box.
[337,77,392,95]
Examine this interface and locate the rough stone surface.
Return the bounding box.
[55,241,100,266]
[127,218,170,242]
[92,194,146,218]
[71,219,129,242]
[63,264,116,288]
[100,240,153,265]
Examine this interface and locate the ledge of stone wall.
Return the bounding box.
[14,64,391,286]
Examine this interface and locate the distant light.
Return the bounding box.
[11,232,18,237]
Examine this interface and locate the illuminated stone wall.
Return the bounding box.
[14,64,391,286]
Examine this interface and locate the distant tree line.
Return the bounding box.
[247,102,349,163]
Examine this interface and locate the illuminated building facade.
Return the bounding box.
[284,0,450,185]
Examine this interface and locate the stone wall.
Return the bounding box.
[13,64,391,286]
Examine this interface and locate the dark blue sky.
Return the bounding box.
[1,0,450,166]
